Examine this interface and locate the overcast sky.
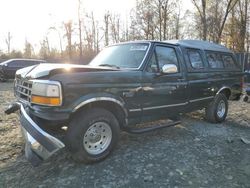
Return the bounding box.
[0,0,192,53]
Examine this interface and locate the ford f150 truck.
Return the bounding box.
[5,40,243,166]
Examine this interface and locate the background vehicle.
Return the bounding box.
[0,59,46,81]
[5,40,243,166]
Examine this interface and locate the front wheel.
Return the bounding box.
[65,108,120,164]
[0,70,7,82]
[205,93,228,123]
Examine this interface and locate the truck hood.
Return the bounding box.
[16,63,119,79]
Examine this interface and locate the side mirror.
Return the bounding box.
[162,64,178,74]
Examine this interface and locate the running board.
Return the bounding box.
[123,120,181,134]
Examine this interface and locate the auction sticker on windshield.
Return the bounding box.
[130,45,148,51]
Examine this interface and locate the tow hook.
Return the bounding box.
[5,103,20,115]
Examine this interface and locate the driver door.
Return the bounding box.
[141,45,188,116]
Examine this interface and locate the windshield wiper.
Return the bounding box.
[99,64,120,69]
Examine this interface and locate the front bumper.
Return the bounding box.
[5,103,65,166]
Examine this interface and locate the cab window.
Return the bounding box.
[147,46,179,73]
[206,52,224,69]
[146,51,159,73]
[222,55,236,69]
[187,49,204,69]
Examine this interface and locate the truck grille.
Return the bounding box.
[15,78,32,102]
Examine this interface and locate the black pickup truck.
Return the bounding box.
[5,40,243,166]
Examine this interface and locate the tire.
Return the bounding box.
[0,70,7,82]
[65,108,120,164]
[243,95,249,102]
[205,93,228,123]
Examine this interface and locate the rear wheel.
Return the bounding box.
[65,108,120,163]
[205,93,228,123]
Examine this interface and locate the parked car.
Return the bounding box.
[5,40,243,166]
[0,58,46,81]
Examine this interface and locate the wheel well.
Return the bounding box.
[218,88,231,99]
[71,101,127,127]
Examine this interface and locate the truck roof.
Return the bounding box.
[164,40,232,53]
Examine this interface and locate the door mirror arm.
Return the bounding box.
[154,72,162,77]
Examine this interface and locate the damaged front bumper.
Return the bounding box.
[5,102,65,166]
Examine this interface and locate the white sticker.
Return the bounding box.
[130,45,148,51]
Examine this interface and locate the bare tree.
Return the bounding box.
[48,27,63,57]
[157,0,163,40]
[78,0,83,60]
[110,14,121,43]
[237,0,248,51]
[39,38,50,59]
[161,0,171,40]
[192,0,207,40]
[64,21,73,61]
[224,0,249,51]
[5,32,12,54]
[104,12,110,46]
[23,39,33,58]
[132,0,178,41]
[134,0,155,40]
[192,0,239,42]
[45,36,50,54]
[216,0,239,43]
[173,1,181,39]
[84,12,98,52]
[91,12,96,51]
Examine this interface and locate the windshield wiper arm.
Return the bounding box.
[99,64,120,69]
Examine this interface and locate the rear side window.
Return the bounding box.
[19,60,41,67]
[222,55,236,69]
[206,52,224,69]
[187,49,204,69]
[27,61,40,66]
[18,61,29,67]
[7,61,19,67]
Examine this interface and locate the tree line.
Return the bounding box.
[0,0,249,64]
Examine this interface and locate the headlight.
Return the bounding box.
[31,80,62,106]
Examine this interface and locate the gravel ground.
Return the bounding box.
[0,80,250,188]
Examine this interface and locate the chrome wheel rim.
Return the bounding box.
[83,122,112,155]
[217,100,226,118]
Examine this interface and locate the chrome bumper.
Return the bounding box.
[6,103,65,166]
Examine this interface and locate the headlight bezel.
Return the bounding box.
[30,80,63,106]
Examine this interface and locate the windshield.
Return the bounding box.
[89,43,150,69]
[0,61,9,65]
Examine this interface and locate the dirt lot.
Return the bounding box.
[0,81,250,188]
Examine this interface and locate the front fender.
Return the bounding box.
[70,92,128,116]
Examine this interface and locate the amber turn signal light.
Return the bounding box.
[31,95,61,106]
